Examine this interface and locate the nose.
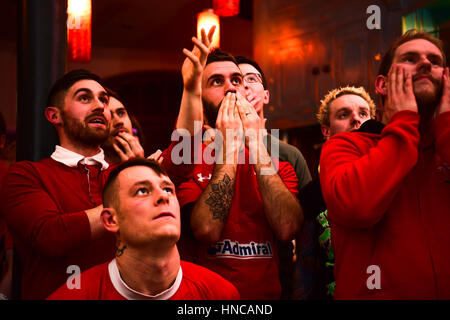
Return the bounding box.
[111,112,123,127]
[154,188,170,206]
[417,55,432,73]
[351,112,362,128]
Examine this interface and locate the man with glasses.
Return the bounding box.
[235,56,313,299]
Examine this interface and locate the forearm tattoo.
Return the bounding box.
[116,239,127,257]
[205,173,234,222]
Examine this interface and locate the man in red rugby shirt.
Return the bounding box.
[48,158,239,300]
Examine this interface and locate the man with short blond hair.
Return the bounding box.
[317,86,376,139]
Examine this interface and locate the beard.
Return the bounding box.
[203,97,222,127]
[61,110,110,148]
[413,72,443,117]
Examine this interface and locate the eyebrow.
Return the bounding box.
[336,106,370,113]
[114,107,127,114]
[160,179,175,188]
[244,72,261,77]
[73,88,91,98]
[73,88,109,99]
[207,72,243,83]
[131,178,174,189]
[399,51,443,62]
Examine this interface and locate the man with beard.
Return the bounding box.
[176,49,302,299]
[319,30,450,299]
[101,90,145,165]
[0,69,117,299]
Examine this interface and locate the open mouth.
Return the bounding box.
[87,116,107,126]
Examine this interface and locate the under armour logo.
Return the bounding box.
[197,173,212,182]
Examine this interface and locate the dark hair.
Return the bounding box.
[206,48,239,67]
[378,29,446,77]
[130,115,146,147]
[105,87,121,101]
[46,69,104,109]
[235,56,268,89]
[102,158,167,209]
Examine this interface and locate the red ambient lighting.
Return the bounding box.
[213,0,240,17]
[67,0,92,62]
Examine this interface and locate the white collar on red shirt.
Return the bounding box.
[50,145,109,170]
[108,259,183,300]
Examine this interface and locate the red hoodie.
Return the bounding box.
[320,110,450,299]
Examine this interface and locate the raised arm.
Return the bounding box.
[436,67,450,163]
[235,92,302,241]
[176,27,215,134]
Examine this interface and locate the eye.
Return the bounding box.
[360,111,369,118]
[246,76,257,83]
[337,112,348,119]
[403,56,416,63]
[231,76,243,85]
[429,58,442,66]
[211,78,224,86]
[136,187,149,196]
[100,96,109,104]
[163,187,174,194]
[79,94,91,103]
[117,110,126,117]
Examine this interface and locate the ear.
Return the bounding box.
[263,90,270,105]
[101,207,120,233]
[375,75,387,96]
[321,125,331,140]
[45,107,62,125]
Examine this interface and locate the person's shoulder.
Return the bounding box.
[181,260,220,280]
[329,122,382,145]
[47,262,110,300]
[7,158,71,180]
[180,261,240,299]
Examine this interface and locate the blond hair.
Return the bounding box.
[317,86,376,126]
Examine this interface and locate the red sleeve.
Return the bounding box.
[0,162,92,258]
[160,132,203,186]
[277,159,299,197]
[176,178,203,208]
[435,111,450,163]
[319,111,420,229]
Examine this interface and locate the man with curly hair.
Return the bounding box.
[299,86,376,299]
[317,86,377,139]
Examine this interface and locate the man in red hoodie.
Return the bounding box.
[319,29,450,299]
